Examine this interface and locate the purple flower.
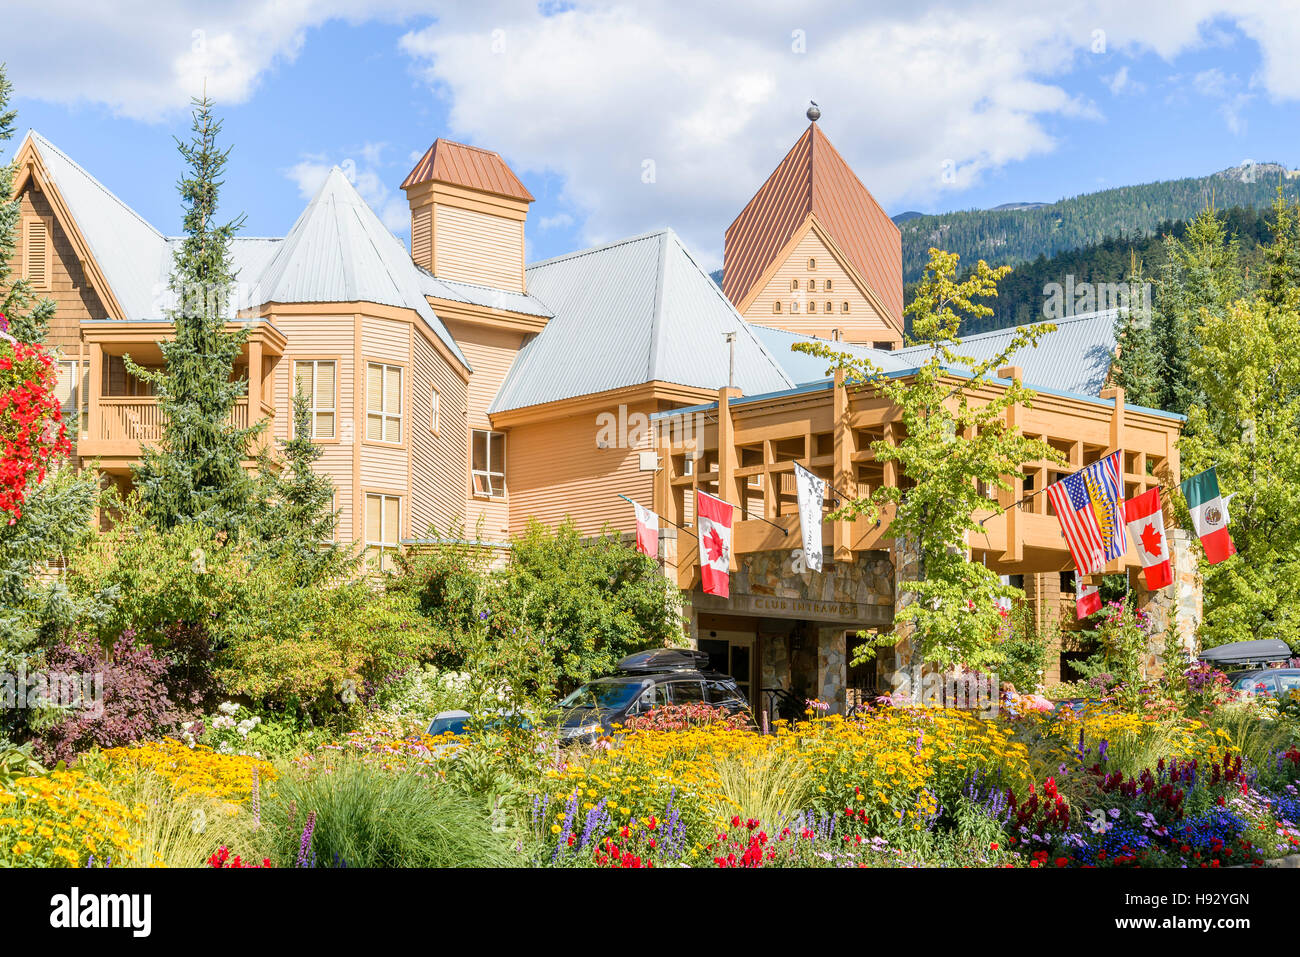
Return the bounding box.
[296,811,316,868]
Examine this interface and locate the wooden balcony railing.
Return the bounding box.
[94,397,259,445]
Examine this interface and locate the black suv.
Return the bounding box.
[557,649,752,743]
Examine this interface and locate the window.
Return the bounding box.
[790,279,799,291]
[825,301,833,313]
[808,258,816,270]
[825,279,833,292]
[294,360,336,439]
[808,300,816,313]
[54,360,83,417]
[790,300,799,313]
[841,301,850,313]
[872,341,892,350]
[430,386,441,435]
[366,362,402,443]
[365,493,401,572]
[808,278,817,292]
[772,301,782,313]
[669,680,706,704]
[471,429,506,497]
[24,220,49,290]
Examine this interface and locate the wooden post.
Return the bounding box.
[998,365,1023,564]
[833,367,852,562]
[717,385,741,571]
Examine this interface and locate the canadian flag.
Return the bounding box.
[1123,487,1173,590]
[632,500,659,560]
[1076,582,1102,619]
[696,490,734,597]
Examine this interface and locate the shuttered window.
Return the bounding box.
[294,360,336,439]
[365,493,401,572]
[471,429,506,497]
[24,220,49,289]
[366,362,402,443]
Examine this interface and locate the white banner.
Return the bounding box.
[793,462,826,572]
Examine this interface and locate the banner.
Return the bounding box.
[696,490,734,597]
[793,462,826,573]
[632,500,658,560]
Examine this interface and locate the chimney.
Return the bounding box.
[400,138,534,292]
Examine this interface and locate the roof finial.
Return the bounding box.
[806,100,821,123]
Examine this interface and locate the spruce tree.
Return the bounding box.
[0,64,55,344]
[253,388,351,584]
[130,95,261,538]
[1111,252,1161,406]
[1261,187,1300,311]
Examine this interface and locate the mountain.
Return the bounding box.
[898,163,1300,282]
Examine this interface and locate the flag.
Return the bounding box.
[793,462,826,572]
[1076,583,1102,619]
[696,490,734,597]
[632,500,658,560]
[1123,487,1173,590]
[1181,466,1235,564]
[1046,451,1125,575]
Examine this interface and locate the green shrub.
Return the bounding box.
[262,756,510,868]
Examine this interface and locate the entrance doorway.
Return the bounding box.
[698,628,756,709]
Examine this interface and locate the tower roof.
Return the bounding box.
[723,122,902,325]
[400,138,534,202]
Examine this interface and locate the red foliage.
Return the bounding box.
[0,325,71,523]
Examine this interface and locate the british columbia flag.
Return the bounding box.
[1046,451,1125,576]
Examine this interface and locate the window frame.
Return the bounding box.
[470,428,507,500]
[364,491,402,572]
[292,358,339,441]
[365,360,404,446]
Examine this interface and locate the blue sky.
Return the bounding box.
[6,3,1300,270]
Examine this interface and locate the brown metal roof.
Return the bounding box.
[400,138,534,202]
[723,123,902,326]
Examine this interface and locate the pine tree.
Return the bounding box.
[0,64,55,344]
[1111,251,1162,406]
[130,94,261,538]
[252,388,351,584]
[1261,187,1300,311]
[1149,207,1244,415]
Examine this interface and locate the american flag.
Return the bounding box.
[1046,451,1125,575]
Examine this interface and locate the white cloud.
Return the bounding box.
[1104,65,1144,96]
[286,143,409,234]
[9,2,1300,263]
[537,213,575,230]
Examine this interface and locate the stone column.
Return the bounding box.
[1133,526,1202,669]
[816,627,847,713]
[886,537,920,700]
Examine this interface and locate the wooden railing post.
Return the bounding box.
[998,365,1023,564]
[833,367,852,562]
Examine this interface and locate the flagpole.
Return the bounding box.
[617,494,693,536]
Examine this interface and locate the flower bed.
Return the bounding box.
[0,770,142,867]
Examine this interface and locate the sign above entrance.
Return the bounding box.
[693,589,890,625]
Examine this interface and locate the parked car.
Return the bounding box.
[1225,668,1300,700]
[426,710,532,737]
[557,649,752,744]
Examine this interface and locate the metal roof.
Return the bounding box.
[723,122,903,324]
[247,167,468,369]
[751,310,1120,399]
[416,268,554,318]
[23,130,171,320]
[400,138,534,202]
[490,229,794,413]
[893,309,1118,397]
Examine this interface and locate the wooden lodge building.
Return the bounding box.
[8,110,1197,712]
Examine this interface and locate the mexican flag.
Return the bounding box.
[696,490,734,597]
[1123,487,1173,590]
[1180,466,1236,565]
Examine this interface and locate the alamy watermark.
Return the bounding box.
[595,404,708,460]
[887,666,999,719]
[0,665,103,719]
[1043,275,1152,324]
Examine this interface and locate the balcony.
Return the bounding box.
[75,319,285,472]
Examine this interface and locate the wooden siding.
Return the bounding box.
[743,230,898,346]
[433,203,524,292]
[16,186,106,350]
[410,327,468,536]
[411,206,432,273]
[269,314,357,542]
[508,406,656,538]
[446,318,525,539]
[362,316,409,366]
